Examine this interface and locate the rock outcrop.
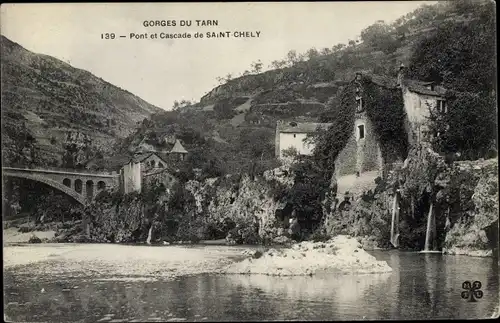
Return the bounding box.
[443,159,498,256]
[223,235,392,276]
[185,173,290,243]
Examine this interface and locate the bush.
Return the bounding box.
[28,234,42,243]
[428,91,496,160]
[309,228,332,242]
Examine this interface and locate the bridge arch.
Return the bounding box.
[63,178,71,187]
[3,173,85,205]
[97,181,106,191]
[86,180,94,200]
[75,179,83,194]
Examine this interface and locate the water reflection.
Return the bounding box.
[4,250,499,321]
[226,272,391,319]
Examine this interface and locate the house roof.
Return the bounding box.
[129,152,169,165]
[144,167,178,178]
[405,79,447,97]
[361,73,446,97]
[277,122,333,133]
[170,139,188,154]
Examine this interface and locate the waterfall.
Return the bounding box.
[390,193,400,248]
[424,203,434,251]
[146,224,153,245]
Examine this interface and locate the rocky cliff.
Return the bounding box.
[323,142,498,255]
[185,172,290,243]
[442,159,498,256]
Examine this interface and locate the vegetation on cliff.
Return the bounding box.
[1,35,162,168]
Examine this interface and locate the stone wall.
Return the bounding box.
[121,162,141,194]
[335,113,383,178]
[143,169,178,193]
[402,88,440,145]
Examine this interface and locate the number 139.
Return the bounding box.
[101,33,115,39]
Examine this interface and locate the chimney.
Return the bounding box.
[397,63,405,87]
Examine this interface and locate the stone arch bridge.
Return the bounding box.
[2,167,120,205]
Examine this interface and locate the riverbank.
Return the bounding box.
[3,227,56,244]
[4,226,496,259]
[3,243,251,280]
[4,236,392,281]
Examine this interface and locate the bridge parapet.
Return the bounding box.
[2,165,119,176]
[2,167,120,178]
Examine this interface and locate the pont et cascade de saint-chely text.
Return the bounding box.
[100,19,262,40]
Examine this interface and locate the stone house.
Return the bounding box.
[119,136,188,194]
[275,121,332,159]
[334,67,447,195]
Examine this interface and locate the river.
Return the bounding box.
[3,244,499,321]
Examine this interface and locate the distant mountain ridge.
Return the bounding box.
[1,35,163,167]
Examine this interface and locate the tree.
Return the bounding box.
[281,147,299,159]
[270,60,287,69]
[306,47,320,60]
[251,60,263,74]
[407,2,495,94]
[427,91,497,160]
[360,20,399,54]
[285,159,331,232]
[286,50,299,66]
[320,47,332,56]
[331,43,346,53]
[216,76,225,85]
[171,99,192,112]
[238,128,273,160]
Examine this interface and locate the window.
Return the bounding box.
[293,134,296,138]
[357,124,365,140]
[437,100,447,113]
[356,96,363,112]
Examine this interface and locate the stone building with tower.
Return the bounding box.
[119,135,189,194]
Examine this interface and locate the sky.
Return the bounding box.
[1,2,431,110]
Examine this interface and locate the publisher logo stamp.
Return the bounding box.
[461,281,483,302]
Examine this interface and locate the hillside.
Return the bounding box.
[1,35,163,168]
[118,0,493,177]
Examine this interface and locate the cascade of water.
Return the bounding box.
[424,203,434,251]
[390,193,400,248]
[146,224,153,245]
